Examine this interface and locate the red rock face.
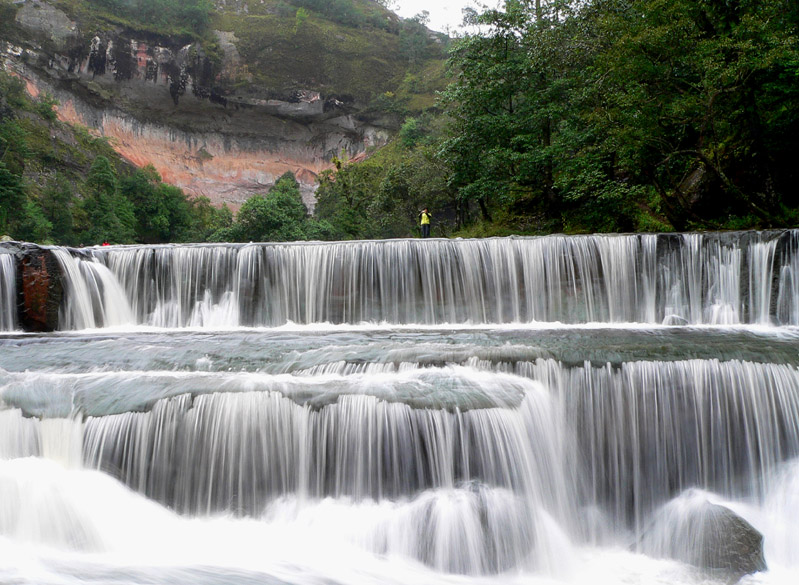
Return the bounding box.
[7,6,396,213]
[52,96,375,213]
[11,31,392,214]
[19,250,62,332]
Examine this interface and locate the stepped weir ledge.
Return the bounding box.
[1,231,799,585]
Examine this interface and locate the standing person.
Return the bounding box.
[419,208,432,238]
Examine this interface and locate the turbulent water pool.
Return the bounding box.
[1,233,799,585]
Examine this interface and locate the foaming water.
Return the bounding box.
[263,487,570,575]
[762,461,799,568]
[0,457,738,585]
[0,457,796,585]
[2,352,798,578]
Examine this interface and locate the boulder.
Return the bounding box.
[638,490,766,580]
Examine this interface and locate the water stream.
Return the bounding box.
[1,232,798,584]
[0,253,16,332]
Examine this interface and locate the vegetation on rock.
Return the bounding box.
[0,0,450,244]
[0,70,230,244]
[215,172,333,242]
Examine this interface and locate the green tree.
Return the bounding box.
[40,179,76,245]
[580,0,799,229]
[79,156,136,244]
[314,156,384,239]
[0,162,55,242]
[440,0,799,232]
[15,198,52,243]
[0,161,26,236]
[294,7,309,33]
[188,196,234,242]
[398,117,423,149]
[35,93,58,122]
[374,147,454,237]
[120,165,195,243]
[231,172,310,242]
[399,12,432,66]
[441,1,558,225]
[0,119,30,176]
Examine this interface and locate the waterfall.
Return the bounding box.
[78,373,576,516]
[0,409,41,459]
[44,230,792,329]
[517,358,799,534]
[63,359,796,529]
[0,253,16,331]
[750,239,779,324]
[777,233,799,325]
[5,231,799,330]
[2,232,799,585]
[4,355,798,546]
[52,249,134,329]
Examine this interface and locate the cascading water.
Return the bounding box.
[52,249,135,329]
[58,230,799,328]
[1,232,799,585]
[0,253,16,332]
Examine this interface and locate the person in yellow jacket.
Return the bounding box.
[419,208,432,238]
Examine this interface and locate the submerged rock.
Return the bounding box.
[638,489,767,580]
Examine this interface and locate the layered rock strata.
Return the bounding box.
[3,0,393,210]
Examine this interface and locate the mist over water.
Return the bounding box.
[1,233,799,584]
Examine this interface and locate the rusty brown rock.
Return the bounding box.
[18,248,63,332]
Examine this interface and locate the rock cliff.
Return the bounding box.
[0,0,417,210]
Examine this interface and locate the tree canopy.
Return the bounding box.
[438,0,799,232]
[219,172,333,242]
[315,0,799,236]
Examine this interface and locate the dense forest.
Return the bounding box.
[2,0,799,244]
[320,0,799,237]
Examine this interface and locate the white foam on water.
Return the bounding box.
[3,233,799,584]
[2,458,795,585]
[31,320,799,340]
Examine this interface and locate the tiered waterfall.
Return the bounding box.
[1,231,798,585]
